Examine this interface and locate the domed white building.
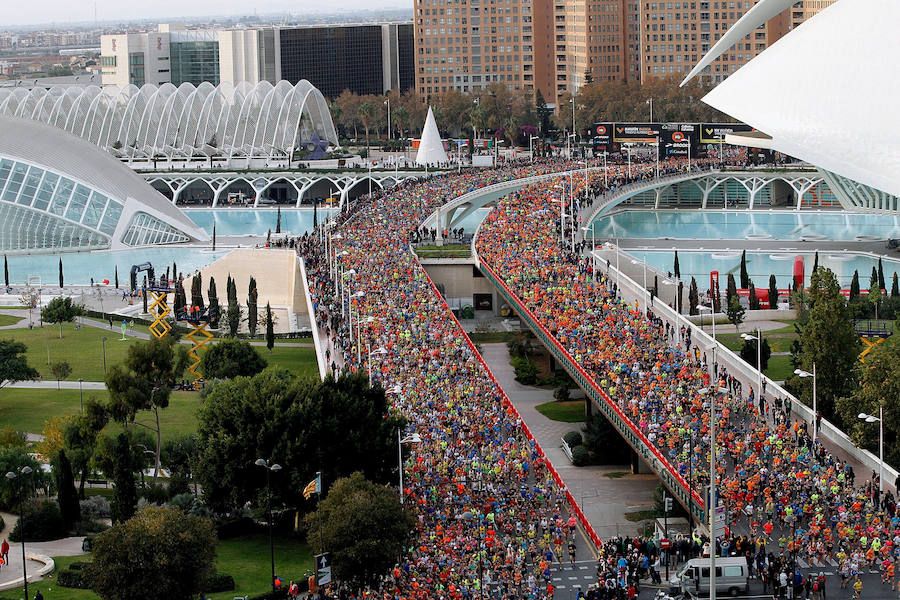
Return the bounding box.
[0,116,209,254]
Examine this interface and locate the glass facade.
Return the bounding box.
[170,41,220,86]
[397,24,415,93]
[279,26,385,97]
[128,53,145,86]
[0,155,188,252]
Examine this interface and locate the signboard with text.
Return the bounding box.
[660,123,699,157]
[612,123,662,143]
[699,123,755,144]
[589,122,613,152]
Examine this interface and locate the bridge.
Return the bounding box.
[142,169,422,208]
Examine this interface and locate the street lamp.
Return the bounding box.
[101,336,107,375]
[397,431,422,503]
[698,305,717,375]
[6,465,33,600]
[858,408,884,495]
[78,378,84,412]
[529,135,540,163]
[646,98,654,122]
[794,364,817,440]
[740,329,764,407]
[457,510,485,599]
[255,458,282,596]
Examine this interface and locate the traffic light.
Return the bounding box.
[664,496,673,513]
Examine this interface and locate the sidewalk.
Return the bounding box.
[0,512,86,591]
[480,343,659,539]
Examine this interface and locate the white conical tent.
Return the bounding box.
[415,106,448,165]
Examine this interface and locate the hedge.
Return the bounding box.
[57,569,90,589]
[203,572,236,593]
[571,445,590,467]
[563,431,583,448]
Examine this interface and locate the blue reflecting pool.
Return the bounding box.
[591,210,900,241]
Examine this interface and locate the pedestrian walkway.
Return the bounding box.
[480,343,658,540]
[0,512,85,591]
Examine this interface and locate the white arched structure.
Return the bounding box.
[0,80,338,163]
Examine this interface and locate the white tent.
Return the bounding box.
[415,106,448,166]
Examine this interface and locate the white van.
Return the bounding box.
[669,557,750,597]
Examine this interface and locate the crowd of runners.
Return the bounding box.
[299,154,899,599]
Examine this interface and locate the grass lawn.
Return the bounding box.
[255,345,319,379]
[0,321,143,382]
[414,244,471,258]
[3,534,313,600]
[624,509,658,522]
[535,400,586,423]
[469,331,517,343]
[765,355,795,382]
[0,313,24,326]
[2,388,201,439]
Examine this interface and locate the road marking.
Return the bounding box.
[553,577,562,582]
[568,576,578,580]
[557,585,566,589]
[826,557,838,567]
[797,559,810,568]
[579,566,589,570]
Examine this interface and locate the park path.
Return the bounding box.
[479,343,659,539]
[0,511,86,591]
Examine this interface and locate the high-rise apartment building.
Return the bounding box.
[414,0,832,102]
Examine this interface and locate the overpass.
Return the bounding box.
[142,170,421,208]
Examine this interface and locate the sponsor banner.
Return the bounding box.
[700,122,754,144]
[660,123,699,157]
[589,122,613,151]
[612,122,662,143]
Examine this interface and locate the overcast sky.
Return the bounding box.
[5,0,409,27]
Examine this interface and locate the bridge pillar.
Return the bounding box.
[435,205,444,246]
[630,450,654,474]
[654,188,663,209]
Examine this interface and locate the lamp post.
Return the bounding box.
[357,315,374,365]
[255,458,282,596]
[794,364,817,440]
[457,510,484,600]
[78,377,84,412]
[581,226,596,278]
[6,466,33,600]
[570,97,577,157]
[384,98,391,140]
[101,336,107,375]
[529,135,540,163]
[367,345,387,385]
[397,431,422,503]
[646,98,654,122]
[740,328,764,407]
[698,305,717,374]
[858,408,884,495]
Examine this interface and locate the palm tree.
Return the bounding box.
[358,102,375,155]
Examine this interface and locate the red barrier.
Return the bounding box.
[478,259,705,511]
[414,254,604,551]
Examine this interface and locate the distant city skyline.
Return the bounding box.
[3,0,409,27]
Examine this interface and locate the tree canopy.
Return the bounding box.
[195,370,403,513]
[304,472,415,591]
[0,339,39,388]
[87,506,216,600]
[199,338,267,379]
[41,296,83,338]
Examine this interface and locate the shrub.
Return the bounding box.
[553,385,571,402]
[68,561,91,571]
[571,445,590,467]
[167,474,191,498]
[57,569,90,589]
[203,572,236,593]
[80,496,111,519]
[138,483,170,505]
[73,520,108,536]
[10,500,67,542]
[511,356,539,385]
[563,431,583,448]
[169,493,210,517]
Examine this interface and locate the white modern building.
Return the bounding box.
[0,116,208,253]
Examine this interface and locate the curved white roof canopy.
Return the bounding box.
[0,116,208,252]
[0,80,339,161]
[416,106,448,166]
[680,0,795,86]
[698,0,900,198]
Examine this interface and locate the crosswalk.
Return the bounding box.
[552,560,598,590]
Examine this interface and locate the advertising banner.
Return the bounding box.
[589,122,613,151]
[660,123,699,157]
[699,122,754,144]
[612,123,662,143]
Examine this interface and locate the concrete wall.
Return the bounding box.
[421,259,499,311]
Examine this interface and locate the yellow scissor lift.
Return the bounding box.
[174,305,216,383]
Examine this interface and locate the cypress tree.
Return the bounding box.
[812,251,819,274]
[892,272,899,298]
[226,275,240,336]
[58,257,64,288]
[313,200,318,229]
[212,223,217,251]
[4,254,8,287]
[870,266,879,292]
[768,274,778,309]
[726,273,738,306]
[276,206,282,234]
[688,277,699,315]
[748,281,760,310]
[191,275,204,310]
[172,262,177,282]
[850,270,860,300]
[56,449,81,529]
[247,277,258,335]
[673,251,680,279]
[739,249,749,289]
[265,302,274,351]
[208,277,220,328]
[114,266,119,289]
[110,433,137,524]
[878,257,885,290]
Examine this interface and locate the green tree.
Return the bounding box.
[275,206,282,234]
[869,266,883,319]
[50,360,71,389]
[688,277,699,315]
[739,250,749,289]
[726,295,745,333]
[304,472,414,592]
[673,250,680,279]
[109,432,138,524]
[836,338,900,468]
[41,296,83,339]
[195,370,403,513]
[265,302,275,351]
[850,270,860,300]
[199,339,267,379]
[739,337,771,371]
[0,425,26,448]
[247,277,258,336]
[768,274,779,309]
[748,281,760,310]
[0,339,39,389]
[812,251,819,274]
[226,275,240,336]
[786,267,860,423]
[105,337,182,481]
[58,257,64,288]
[726,273,738,307]
[878,257,886,291]
[63,398,109,497]
[207,276,220,328]
[190,274,204,310]
[892,272,899,298]
[55,448,81,528]
[87,506,216,600]
[0,446,44,510]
